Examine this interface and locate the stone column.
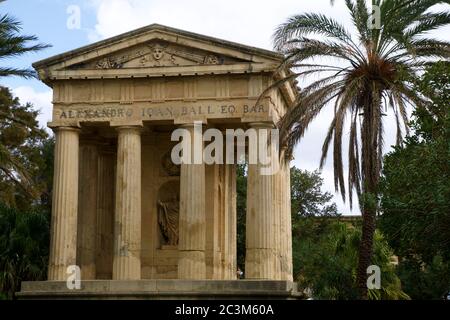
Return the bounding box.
[281,160,293,281]
[205,164,220,280]
[178,123,206,279]
[245,122,277,279]
[113,126,142,280]
[272,163,283,280]
[48,126,80,280]
[77,141,98,279]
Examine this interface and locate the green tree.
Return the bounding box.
[236,164,247,272]
[0,87,52,299]
[293,218,409,300]
[0,203,49,299]
[0,86,49,208]
[291,167,338,218]
[273,0,450,298]
[379,61,450,299]
[0,1,50,78]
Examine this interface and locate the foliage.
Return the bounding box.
[0,87,53,299]
[0,2,50,79]
[293,218,409,300]
[0,3,53,299]
[0,203,49,299]
[379,61,450,299]
[379,135,450,261]
[410,60,450,142]
[396,254,450,300]
[273,0,450,297]
[0,86,49,209]
[236,164,247,271]
[290,167,338,218]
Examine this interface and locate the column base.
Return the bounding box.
[245,248,279,280]
[178,251,206,279]
[17,280,304,300]
[113,255,141,280]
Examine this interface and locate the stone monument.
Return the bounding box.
[18,24,301,299]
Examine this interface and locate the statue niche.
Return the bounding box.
[157,180,180,246]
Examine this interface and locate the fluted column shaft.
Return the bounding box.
[178,123,206,279]
[245,122,277,279]
[226,164,237,280]
[48,127,80,280]
[282,161,293,281]
[77,142,98,279]
[113,126,142,280]
[273,162,283,280]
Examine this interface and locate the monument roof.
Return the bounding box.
[33,24,297,106]
[33,24,284,69]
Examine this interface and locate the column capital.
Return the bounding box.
[115,125,143,134]
[247,121,275,129]
[51,126,81,134]
[177,121,207,129]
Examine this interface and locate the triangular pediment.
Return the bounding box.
[33,24,284,83]
[68,39,249,70]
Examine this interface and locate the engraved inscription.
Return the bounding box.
[54,102,268,122]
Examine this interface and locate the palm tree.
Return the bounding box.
[0,4,50,78]
[273,0,450,298]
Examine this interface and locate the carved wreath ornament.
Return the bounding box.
[95,42,222,69]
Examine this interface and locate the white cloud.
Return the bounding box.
[12,86,53,131]
[86,0,350,48]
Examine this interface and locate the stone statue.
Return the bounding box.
[157,195,179,246]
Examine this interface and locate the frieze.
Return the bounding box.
[52,101,270,123]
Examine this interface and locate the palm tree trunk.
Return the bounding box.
[356,94,381,299]
[356,204,376,299]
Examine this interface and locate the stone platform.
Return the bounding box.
[17,280,303,300]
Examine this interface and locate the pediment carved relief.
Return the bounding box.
[70,40,242,70]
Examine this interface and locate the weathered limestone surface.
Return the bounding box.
[18,280,304,300]
[48,127,80,280]
[273,161,283,280]
[96,147,116,279]
[178,124,206,279]
[245,122,279,280]
[113,126,142,280]
[205,164,220,279]
[221,164,237,280]
[203,162,237,280]
[77,142,98,279]
[279,160,293,281]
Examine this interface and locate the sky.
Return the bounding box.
[1,0,449,215]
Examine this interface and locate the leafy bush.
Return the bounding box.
[0,203,49,299]
[293,219,409,300]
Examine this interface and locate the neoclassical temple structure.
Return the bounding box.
[19,25,300,299]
